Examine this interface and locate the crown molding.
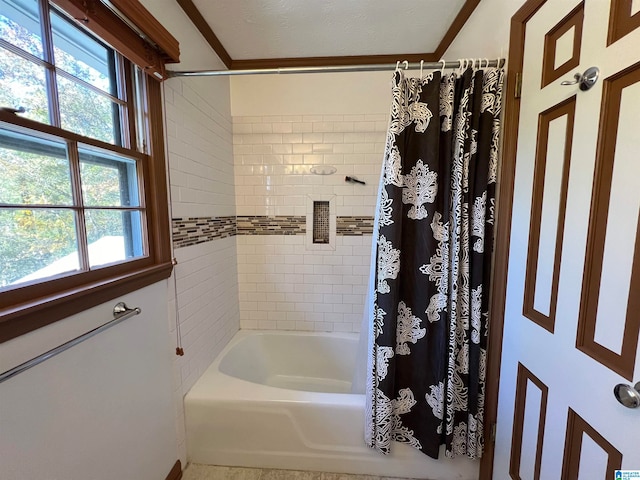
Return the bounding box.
[176,0,232,68]
[230,53,439,70]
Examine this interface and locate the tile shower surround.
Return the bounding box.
[232,114,386,333]
[171,213,375,332]
[164,77,239,466]
[233,114,386,218]
[167,84,385,463]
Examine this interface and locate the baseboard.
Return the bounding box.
[165,460,182,480]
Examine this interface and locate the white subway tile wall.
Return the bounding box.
[165,78,236,219]
[236,235,373,332]
[233,114,387,332]
[165,77,240,465]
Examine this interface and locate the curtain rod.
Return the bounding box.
[166,59,505,78]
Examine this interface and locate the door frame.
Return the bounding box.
[480,0,551,478]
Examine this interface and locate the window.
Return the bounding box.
[0,129,146,287]
[0,0,177,341]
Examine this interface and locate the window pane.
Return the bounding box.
[0,47,49,123]
[0,0,44,58]
[85,209,144,267]
[79,146,140,207]
[0,208,79,288]
[0,127,72,205]
[58,75,120,144]
[50,8,114,94]
[133,65,149,154]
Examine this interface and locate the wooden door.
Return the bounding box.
[492,0,640,478]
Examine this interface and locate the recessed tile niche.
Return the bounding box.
[313,201,330,244]
[306,195,336,250]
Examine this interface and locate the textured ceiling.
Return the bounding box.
[189,0,468,60]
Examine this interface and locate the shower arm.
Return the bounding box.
[166,59,505,78]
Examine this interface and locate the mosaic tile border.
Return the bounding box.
[237,215,306,235]
[172,216,236,249]
[173,215,375,248]
[337,216,375,236]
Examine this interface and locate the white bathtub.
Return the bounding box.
[184,330,478,479]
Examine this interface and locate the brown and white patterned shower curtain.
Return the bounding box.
[365,65,504,459]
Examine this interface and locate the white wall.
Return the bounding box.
[443,0,526,60]
[231,71,392,117]
[0,282,178,480]
[164,75,240,464]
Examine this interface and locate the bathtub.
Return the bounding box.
[184,330,478,479]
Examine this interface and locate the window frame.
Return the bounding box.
[0,0,176,342]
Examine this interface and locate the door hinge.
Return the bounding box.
[490,422,497,442]
[514,72,522,98]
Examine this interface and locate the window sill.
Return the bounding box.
[0,262,173,343]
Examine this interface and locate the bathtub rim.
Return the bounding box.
[185,329,363,404]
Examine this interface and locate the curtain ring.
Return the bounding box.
[395,61,400,72]
[420,60,424,79]
[403,60,409,70]
[440,59,446,75]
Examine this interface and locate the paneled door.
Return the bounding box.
[492,0,640,478]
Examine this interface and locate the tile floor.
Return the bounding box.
[182,464,420,480]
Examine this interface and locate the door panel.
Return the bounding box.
[523,97,576,332]
[608,0,640,44]
[577,63,640,380]
[509,363,548,480]
[561,409,623,479]
[493,0,640,477]
[541,2,584,88]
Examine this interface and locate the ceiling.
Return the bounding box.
[170,0,480,70]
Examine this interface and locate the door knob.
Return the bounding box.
[560,66,599,91]
[614,381,640,408]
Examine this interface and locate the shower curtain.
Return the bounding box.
[365,65,504,460]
